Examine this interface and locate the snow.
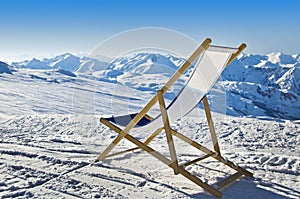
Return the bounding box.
[0,114,299,198]
[0,51,299,198]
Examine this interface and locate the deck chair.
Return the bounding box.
[95,38,253,198]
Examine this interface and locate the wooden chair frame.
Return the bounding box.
[95,38,253,198]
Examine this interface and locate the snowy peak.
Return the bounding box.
[267,52,296,65]
[44,53,81,71]
[236,52,299,68]
[42,53,74,63]
[165,54,185,67]
[237,53,268,66]
[130,54,178,74]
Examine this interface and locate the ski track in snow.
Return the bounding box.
[0,115,299,198]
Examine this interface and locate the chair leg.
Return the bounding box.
[203,96,221,155]
[105,147,139,158]
[157,90,179,174]
[95,134,122,161]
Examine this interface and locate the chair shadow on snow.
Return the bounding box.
[191,179,295,199]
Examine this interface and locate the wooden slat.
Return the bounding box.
[181,154,211,168]
[105,147,140,158]
[105,127,163,158]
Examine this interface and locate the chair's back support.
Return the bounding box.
[138,46,237,130]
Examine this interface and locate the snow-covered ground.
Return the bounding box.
[0,53,299,198]
[0,114,299,198]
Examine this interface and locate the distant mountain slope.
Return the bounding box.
[76,58,108,74]
[7,51,300,119]
[220,53,300,119]
[44,53,81,71]
[223,53,300,96]
[106,53,179,74]
[12,53,83,71]
[13,58,52,70]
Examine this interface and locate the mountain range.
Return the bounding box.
[2,51,300,120]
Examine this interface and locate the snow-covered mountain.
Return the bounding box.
[5,51,300,120]
[12,53,84,71]
[44,53,81,71]
[223,53,300,96]
[221,53,300,119]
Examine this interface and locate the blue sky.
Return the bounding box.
[1,0,300,61]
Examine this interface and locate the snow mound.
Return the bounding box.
[56,68,76,77]
[0,61,13,74]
